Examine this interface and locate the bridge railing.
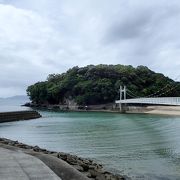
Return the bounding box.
[115,97,180,106]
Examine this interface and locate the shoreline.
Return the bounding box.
[26,104,180,116]
[0,137,127,180]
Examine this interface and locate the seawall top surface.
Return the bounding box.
[0,147,61,180]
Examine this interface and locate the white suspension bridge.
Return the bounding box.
[115,86,180,111]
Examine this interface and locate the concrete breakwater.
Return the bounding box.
[0,110,41,123]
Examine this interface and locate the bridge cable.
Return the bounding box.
[146,74,180,97]
[121,73,180,99]
[154,83,180,97]
[126,92,139,98]
[127,89,140,98]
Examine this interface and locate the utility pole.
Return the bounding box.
[119,86,126,112]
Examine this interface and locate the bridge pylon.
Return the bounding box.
[119,86,126,112]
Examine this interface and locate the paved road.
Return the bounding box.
[0,147,61,180]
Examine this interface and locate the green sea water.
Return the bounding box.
[0,105,180,179]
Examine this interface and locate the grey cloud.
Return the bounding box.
[105,2,180,44]
[106,11,152,43]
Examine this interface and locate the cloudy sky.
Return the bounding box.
[0,0,180,97]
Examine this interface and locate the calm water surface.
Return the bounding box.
[0,103,180,179]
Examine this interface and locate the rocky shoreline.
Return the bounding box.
[23,102,119,112]
[0,137,127,180]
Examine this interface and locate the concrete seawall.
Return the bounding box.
[0,138,126,180]
[0,110,41,123]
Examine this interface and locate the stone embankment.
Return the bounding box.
[0,110,41,123]
[0,138,127,180]
[24,102,118,111]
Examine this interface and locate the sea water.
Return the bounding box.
[0,100,180,179]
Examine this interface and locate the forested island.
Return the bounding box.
[27,64,180,107]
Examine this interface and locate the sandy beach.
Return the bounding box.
[144,106,180,116]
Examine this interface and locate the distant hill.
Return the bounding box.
[26,64,180,105]
[0,95,29,105]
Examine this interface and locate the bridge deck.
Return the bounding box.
[115,97,180,106]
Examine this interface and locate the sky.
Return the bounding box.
[0,0,180,97]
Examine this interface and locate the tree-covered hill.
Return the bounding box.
[27,64,180,105]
